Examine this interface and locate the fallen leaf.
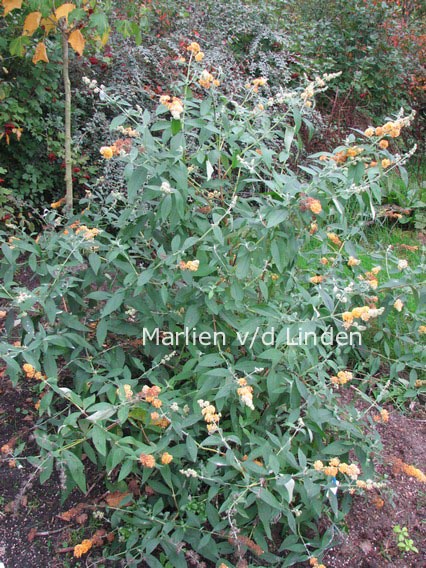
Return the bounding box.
[20,495,28,507]
[27,528,38,543]
[399,243,418,252]
[22,11,42,36]
[68,29,85,55]
[4,500,15,513]
[75,513,88,525]
[58,502,86,521]
[128,478,140,496]
[92,528,107,546]
[105,491,132,508]
[359,540,373,554]
[2,0,23,17]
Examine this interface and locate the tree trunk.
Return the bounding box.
[62,31,73,214]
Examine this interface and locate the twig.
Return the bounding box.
[34,526,70,537]
[57,546,75,554]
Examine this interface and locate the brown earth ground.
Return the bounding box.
[0,369,425,568]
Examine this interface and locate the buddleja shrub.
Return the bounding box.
[1,45,425,567]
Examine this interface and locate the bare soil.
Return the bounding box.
[323,404,426,568]
[0,372,425,568]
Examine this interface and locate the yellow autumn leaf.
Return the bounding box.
[54,3,76,23]
[68,29,85,56]
[32,42,49,64]
[40,15,57,35]
[2,0,23,17]
[22,11,42,36]
[95,31,110,46]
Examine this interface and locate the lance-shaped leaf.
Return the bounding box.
[2,0,22,17]
[68,29,85,55]
[22,11,42,36]
[32,42,49,64]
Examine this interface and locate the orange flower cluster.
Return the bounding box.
[100,145,115,159]
[237,378,254,410]
[140,384,162,408]
[371,494,385,509]
[342,305,384,328]
[186,41,201,54]
[347,256,361,267]
[310,275,323,284]
[73,539,93,558]
[159,95,184,119]
[198,70,220,88]
[373,409,389,423]
[198,400,221,434]
[391,458,426,483]
[330,370,353,386]
[301,197,322,214]
[116,384,133,400]
[161,452,173,465]
[359,270,379,290]
[364,120,403,139]
[314,458,361,479]
[75,225,101,240]
[116,125,140,138]
[139,453,156,468]
[100,138,133,159]
[150,411,170,428]
[246,77,268,93]
[22,363,45,381]
[327,232,342,247]
[1,443,13,455]
[310,557,327,568]
[332,146,363,164]
[179,259,200,272]
[62,221,100,241]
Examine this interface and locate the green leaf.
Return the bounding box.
[186,436,198,462]
[137,268,154,287]
[63,451,87,492]
[89,252,102,275]
[96,319,108,346]
[91,424,107,456]
[9,36,31,57]
[101,292,125,317]
[118,459,134,482]
[128,166,147,201]
[251,487,282,510]
[184,305,200,329]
